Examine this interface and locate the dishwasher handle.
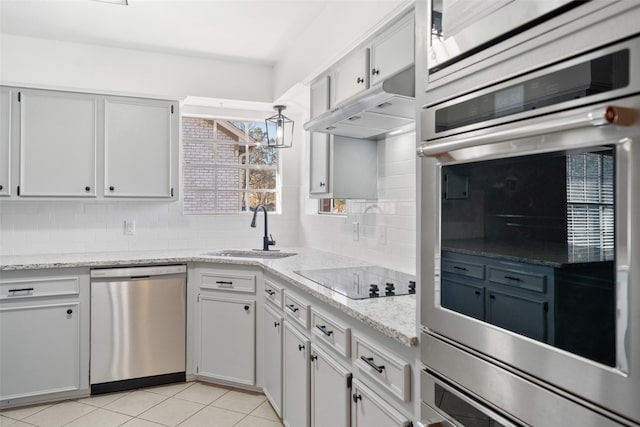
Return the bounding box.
[91,265,186,279]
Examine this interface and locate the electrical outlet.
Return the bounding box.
[352,222,359,241]
[124,220,136,236]
[378,225,387,245]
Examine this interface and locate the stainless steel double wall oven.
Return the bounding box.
[418,1,640,426]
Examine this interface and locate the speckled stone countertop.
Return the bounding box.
[442,239,614,267]
[0,247,418,347]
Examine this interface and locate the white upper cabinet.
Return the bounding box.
[333,47,370,106]
[310,76,331,120]
[309,135,377,200]
[0,88,11,197]
[370,13,415,85]
[18,90,97,197]
[309,133,330,195]
[104,98,176,198]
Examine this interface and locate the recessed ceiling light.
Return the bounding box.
[92,0,128,5]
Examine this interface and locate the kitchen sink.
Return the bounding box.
[202,249,297,259]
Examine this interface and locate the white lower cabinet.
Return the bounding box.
[263,304,283,417]
[194,266,259,387]
[198,295,255,386]
[0,269,90,408]
[352,379,411,427]
[283,321,310,427]
[310,345,352,427]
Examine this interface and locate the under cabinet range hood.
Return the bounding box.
[304,66,415,139]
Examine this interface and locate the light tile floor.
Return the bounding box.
[0,381,284,427]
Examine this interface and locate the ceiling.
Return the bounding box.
[0,0,337,65]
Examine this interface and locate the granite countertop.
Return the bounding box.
[0,247,418,347]
[442,238,614,267]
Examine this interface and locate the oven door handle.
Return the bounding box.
[417,105,636,158]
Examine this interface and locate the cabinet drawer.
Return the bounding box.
[264,279,283,309]
[488,267,546,293]
[310,308,351,358]
[442,259,485,280]
[0,276,80,300]
[283,292,309,329]
[354,335,411,402]
[200,272,256,294]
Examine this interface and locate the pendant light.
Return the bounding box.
[265,105,294,148]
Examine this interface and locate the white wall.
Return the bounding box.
[299,131,417,274]
[0,34,273,102]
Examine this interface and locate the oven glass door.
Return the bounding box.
[440,144,616,366]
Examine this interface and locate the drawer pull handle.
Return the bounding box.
[298,344,305,351]
[216,280,233,286]
[8,287,34,294]
[265,289,275,296]
[504,275,522,281]
[453,266,468,271]
[352,393,362,403]
[316,324,334,336]
[360,356,385,373]
[286,304,299,313]
[474,290,481,296]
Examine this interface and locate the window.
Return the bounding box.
[319,198,347,214]
[566,150,614,257]
[183,117,278,214]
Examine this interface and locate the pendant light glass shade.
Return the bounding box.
[265,105,294,148]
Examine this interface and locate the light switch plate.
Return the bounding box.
[124,220,136,235]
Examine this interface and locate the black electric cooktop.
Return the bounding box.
[294,266,416,299]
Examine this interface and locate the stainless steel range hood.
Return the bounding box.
[304,66,415,139]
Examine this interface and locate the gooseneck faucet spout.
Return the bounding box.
[250,205,276,251]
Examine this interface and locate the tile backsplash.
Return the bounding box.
[0,129,416,273]
[300,132,417,274]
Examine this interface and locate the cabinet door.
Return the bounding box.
[441,277,484,320]
[310,76,331,119]
[263,304,283,417]
[283,321,310,427]
[370,14,414,85]
[198,295,255,385]
[352,380,410,427]
[309,133,330,195]
[310,346,351,427]
[486,289,548,342]
[0,302,81,400]
[333,48,370,106]
[104,98,175,198]
[0,88,11,197]
[18,90,97,197]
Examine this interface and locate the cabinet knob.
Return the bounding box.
[66,309,73,315]
[372,68,380,76]
[274,321,280,328]
[0,185,3,191]
[244,305,250,311]
[109,186,115,191]
[85,186,91,192]
[356,77,364,84]
[319,182,325,187]
[352,393,362,403]
[298,344,305,351]
[310,354,317,362]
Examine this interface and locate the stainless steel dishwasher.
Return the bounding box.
[90,265,186,394]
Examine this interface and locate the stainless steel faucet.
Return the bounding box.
[250,205,276,251]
